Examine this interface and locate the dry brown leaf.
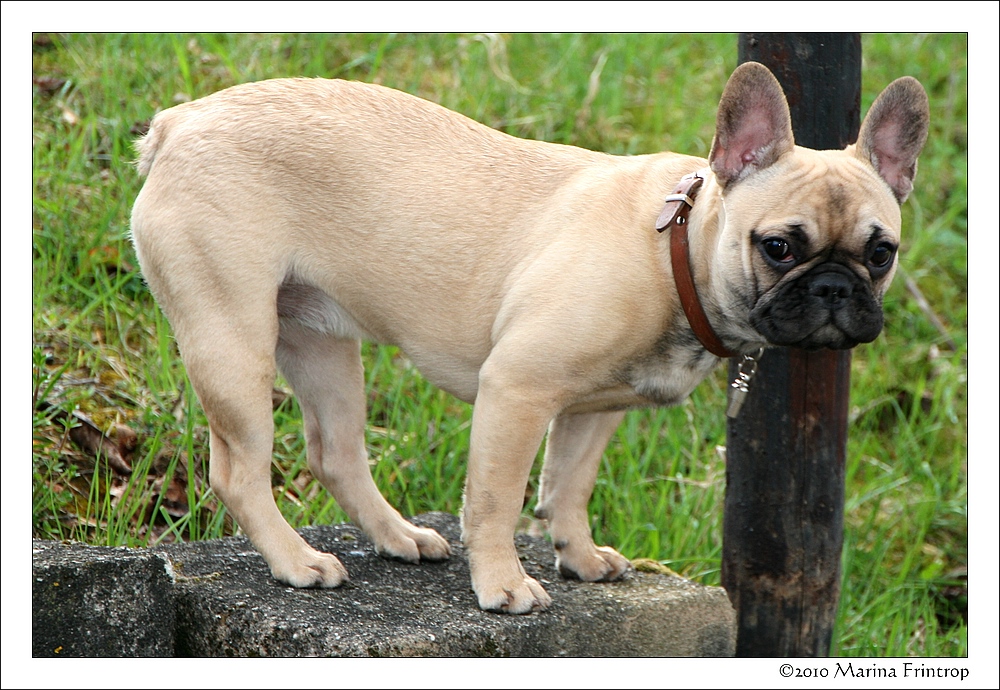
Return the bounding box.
[33,75,67,96]
[39,403,135,476]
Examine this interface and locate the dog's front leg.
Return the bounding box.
[535,410,632,581]
[462,364,557,614]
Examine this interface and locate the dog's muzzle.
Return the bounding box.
[749,264,884,350]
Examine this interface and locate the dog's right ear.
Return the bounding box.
[709,62,795,187]
[853,76,930,204]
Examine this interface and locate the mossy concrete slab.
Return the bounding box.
[33,512,735,657]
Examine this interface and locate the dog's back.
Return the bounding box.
[131,78,699,399]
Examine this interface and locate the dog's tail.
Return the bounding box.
[134,114,166,177]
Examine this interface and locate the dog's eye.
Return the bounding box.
[869,242,896,268]
[762,238,794,263]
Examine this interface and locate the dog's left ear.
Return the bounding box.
[853,76,930,203]
[709,62,795,187]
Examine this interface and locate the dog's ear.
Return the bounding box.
[709,62,795,187]
[853,76,929,203]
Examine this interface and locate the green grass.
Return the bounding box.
[31,33,967,657]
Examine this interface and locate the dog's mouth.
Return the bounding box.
[790,323,869,351]
[750,265,884,350]
[753,315,882,351]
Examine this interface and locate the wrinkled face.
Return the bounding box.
[719,147,903,350]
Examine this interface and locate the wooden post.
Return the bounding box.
[721,33,861,657]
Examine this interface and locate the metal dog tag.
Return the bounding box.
[727,383,749,418]
[726,349,763,419]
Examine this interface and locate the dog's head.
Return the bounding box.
[705,62,929,351]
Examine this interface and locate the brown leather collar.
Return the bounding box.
[656,169,736,358]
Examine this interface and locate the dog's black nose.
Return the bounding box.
[809,272,853,310]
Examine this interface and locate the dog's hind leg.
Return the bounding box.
[276,322,451,563]
[173,297,350,588]
[535,410,632,581]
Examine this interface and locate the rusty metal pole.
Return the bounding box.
[721,33,861,657]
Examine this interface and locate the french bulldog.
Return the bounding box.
[130,61,928,613]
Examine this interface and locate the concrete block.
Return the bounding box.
[31,513,735,656]
[32,540,175,657]
[156,512,735,657]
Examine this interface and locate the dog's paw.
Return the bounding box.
[270,550,349,588]
[374,524,451,563]
[475,574,553,614]
[556,544,632,582]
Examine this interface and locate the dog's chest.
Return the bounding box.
[565,341,720,414]
[624,344,721,407]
